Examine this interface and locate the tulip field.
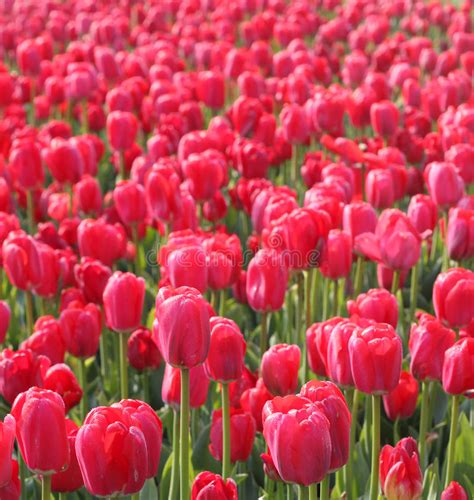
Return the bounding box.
[1,0,474,499]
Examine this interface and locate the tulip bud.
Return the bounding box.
[321,230,352,279]
[240,378,273,432]
[370,100,400,137]
[0,459,20,499]
[0,415,16,487]
[407,194,438,233]
[205,317,246,383]
[74,176,102,215]
[197,71,225,110]
[441,481,469,500]
[74,257,112,304]
[348,288,398,327]
[103,272,145,333]
[424,162,465,208]
[365,169,395,209]
[8,140,44,191]
[192,472,237,499]
[209,408,256,464]
[349,323,402,395]
[447,208,474,261]
[113,180,147,226]
[261,344,300,396]
[154,286,210,368]
[11,387,69,474]
[280,104,309,144]
[162,363,210,410]
[343,202,378,242]
[442,338,474,395]
[127,325,162,373]
[382,371,419,421]
[43,363,83,412]
[106,111,138,151]
[44,138,84,185]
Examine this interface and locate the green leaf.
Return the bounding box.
[452,413,474,493]
[159,449,174,499]
[191,423,221,473]
[140,478,158,500]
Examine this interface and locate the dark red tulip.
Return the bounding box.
[191,471,237,500]
[347,288,398,328]
[228,367,257,408]
[182,151,225,202]
[447,208,474,261]
[209,408,256,464]
[11,387,68,474]
[382,371,419,421]
[205,317,246,383]
[162,363,210,410]
[103,272,145,333]
[261,344,300,396]
[441,481,469,500]
[0,459,20,499]
[43,363,83,412]
[442,338,474,395]
[349,323,402,395]
[155,286,210,368]
[60,302,101,359]
[127,327,162,372]
[433,268,474,328]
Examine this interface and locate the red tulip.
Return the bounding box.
[240,378,273,432]
[228,367,257,408]
[0,459,20,499]
[261,344,300,396]
[209,408,256,464]
[349,323,402,395]
[347,288,398,328]
[44,138,84,185]
[433,268,474,328]
[280,104,309,144]
[113,180,147,226]
[103,272,145,333]
[0,349,50,405]
[0,415,15,487]
[382,371,419,421]
[321,230,352,279]
[161,363,210,410]
[145,164,182,222]
[155,286,210,368]
[379,438,423,500]
[424,162,465,208]
[409,316,456,382]
[8,140,44,191]
[74,257,112,304]
[43,364,83,412]
[441,481,469,500]
[33,242,60,298]
[343,202,378,242]
[11,387,68,474]
[365,169,395,209]
[182,151,225,202]
[60,302,101,359]
[263,398,331,485]
[0,301,11,344]
[246,249,289,312]
[370,100,400,137]
[51,419,83,493]
[407,194,438,233]
[197,72,225,110]
[203,233,243,290]
[205,317,246,383]
[106,111,138,151]
[445,144,474,185]
[447,208,474,261]
[191,471,237,500]
[127,327,162,372]
[442,338,474,395]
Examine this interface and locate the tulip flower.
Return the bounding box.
[261,344,301,397]
[370,100,400,138]
[127,327,162,372]
[447,208,474,262]
[320,230,352,281]
[441,481,468,500]
[240,378,273,432]
[43,363,83,412]
[424,162,465,209]
[74,257,112,304]
[0,301,11,344]
[382,371,419,421]
[197,71,225,110]
[407,194,438,233]
[0,415,16,487]
[44,138,84,185]
[347,288,398,328]
[379,438,423,500]
[0,460,20,500]
[191,471,237,500]
[113,180,147,227]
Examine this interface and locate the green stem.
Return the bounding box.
[391,270,400,295]
[58,493,67,500]
[320,476,330,500]
[119,332,129,399]
[118,151,127,182]
[25,290,34,335]
[42,475,51,500]
[409,259,419,323]
[346,389,361,500]
[276,481,285,500]
[78,357,87,420]
[180,368,190,500]
[221,383,231,479]
[19,454,26,500]
[132,224,141,274]
[26,189,35,234]
[308,483,317,500]
[260,311,268,354]
[393,418,400,444]
[99,331,107,384]
[418,381,431,469]
[332,279,339,317]
[445,395,460,487]
[219,289,226,317]
[81,99,89,133]
[169,410,180,500]
[131,495,140,500]
[311,268,319,322]
[442,212,449,271]
[291,145,298,187]
[297,485,308,500]
[337,278,345,316]
[322,277,329,320]
[430,226,439,262]
[143,371,150,402]
[353,256,364,297]
[369,395,381,500]
[66,183,73,218]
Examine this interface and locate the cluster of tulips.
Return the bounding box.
[0,0,474,499]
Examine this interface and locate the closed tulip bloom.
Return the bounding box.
[347,288,398,327]
[445,144,474,185]
[424,162,465,208]
[44,138,84,185]
[246,249,289,312]
[366,169,395,209]
[433,268,474,328]
[51,419,83,493]
[77,219,127,267]
[442,338,474,395]
[106,111,138,151]
[11,387,68,474]
[379,438,423,500]
[409,317,456,381]
[240,378,273,432]
[60,302,101,358]
[280,104,309,144]
[370,100,400,137]
[43,364,83,412]
[2,231,42,291]
[0,301,11,344]
[103,272,145,333]
[0,459,20,499]
[155,286,210,368]
[203,233,243,290]
[209,408,256,464]
[382,371,419,421]
[197,71,225,109]
[263,401,331,486]
[8,140,44,191]
[74,257,112,304]
[327,320,362,387]
[191,471,237,500]
[261,344,300,397]
[0,415,16,487]
[441,481,469,500]
[0,349,50,405]
[182,151,225,202]
[349,323,402,395]
[33,243,60,298]
[321,230,352,279]
[343,202,378,242]
[162,363,210,410]
[76,405,148,496]
[145,165,182,222]
[205,317,246,383]
[74,176,102,215]
[127,327,162,372]
[447,208,474,261]
[407,194,438,233]
[167,244,208,294]
[113,180,147,226]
